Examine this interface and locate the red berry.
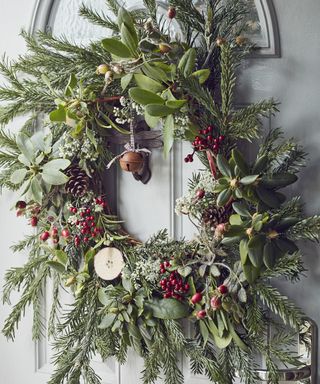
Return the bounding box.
[164,261,171,267]
[30,217,38,227]
[196,310,207,319]
[16,201,27,209]
[219,135,225,142]
[188,155,194,163]
[184,283,190,291]
[167,6,176,19]
[40,231,50,241]
[196,189,205,199]
[203,129,208,135]
[84,237,89,242]
[86,208,91,214]
[191,292,202,304]
[218,285,228,295]
[16,209,24,217]
[207,135,213,142]
[207,126,213,132]
[61,228,70,238]
[184,157,190,163]
[213,144,219,151]
[160,268,166,274]
[164,292,172,299]
[210,296,222,309]
[51,227,58,237]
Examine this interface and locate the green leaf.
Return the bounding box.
[145,104,175,117]
[275,217,300,231]
[121,73,133,91]
[243,264,260,284]
[225,225,245,237]
[228,321,249,351]
[239,239,249,265]
[191,69,210,84]
[145,298,189,319]
[30,177,43,203]
[144,111,160,128]
[49,105,66,122]
[142,62,168,82]
[231,149,249,175]
[98,313,117,329]
[263,242,276,269]
[134,74,164,93]
[129,87,164,105]
[84,248,96,264]
[216,154,232,177]
[275,237,299,254]
[16,133,34,163]
[240,175,259,185]
[10,168,27,184]
[98,288,111,306]
[177,265,192,277]
[199,321,209,345]
[42,159,70,172]
[252,155,268,174]
[210,264,221,277]
[178,48,196,77]
[260,173,298,189]
[55,250,68,265]
[217,189,232,206]
[229,214,242,225]
[163,115,174,157]
[256,186,281,208]
[165,99,187,109]
[117,7,137,44]
[102,38,133,58]
[65,73,77,97]
[232,202,251,217]
[121,23,138,55]
[248,234,265,268]
[42,170,68,185]
[46,260,65,273]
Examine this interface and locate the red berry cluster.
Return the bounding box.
[184,125,225,163]
[159,261,190,300]
[40,226,70,244]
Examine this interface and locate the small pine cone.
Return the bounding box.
[202,205,232,229]
[65,165,89,196]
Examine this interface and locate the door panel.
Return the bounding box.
[1,0,320,383]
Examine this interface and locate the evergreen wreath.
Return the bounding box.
[0,1,318,383]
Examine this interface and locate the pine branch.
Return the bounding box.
[79,4,119,31]
[48,272,62,338]
[220,44,236,118]
[254,283,304,329]
[288,216,320,242]
[244,293,267,336]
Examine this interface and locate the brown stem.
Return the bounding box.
[95,96,122,103]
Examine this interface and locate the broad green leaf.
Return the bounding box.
[144,111,160,129]
[177,265,192,277]
[210,264,221,277]
[42,170,69,185]
[216,154,232,177]
[42,159,71,172]
[275,237,299,254]
[117,7,137,45]
[134,74,164,93]
[102,38,133,58]
[191,69,210,84]
[145,298,189,319]
[98,313,116,329]
[16,133,35,163]
[229,214,242,225]
[231,149,249,175]
[248,234,265,268]
[85,248,96,264]
[225,225,245,237]
[263,241,276,269]
[252,155,268,174]
[228,321,249,351]
[163,115,174,157]
[275,217,300,231]
[256,186,281,208]
[86,127,98,150]
[239,239,249,265]
[121,23,138,55]
[98,288,111,306]
[30,177,43,203]
[260,173,298,189]
[122,277,133,293]
[10,168,27,184]
[237,287,247,303]
[243,264,260,284]
[18,154,31,166]
[240,174,259,185]
[217,189,232,206]
[145,104,175,117]
[121,73,133,91]
[55,249,68,265]
[129,87,164,105]
[139,39,158,53]
[232,201,251,217]
[65,73,77,97]
[142,62,168,82]
[166,99,187,109]
[199,321,209,345]
[46,260,65,273]
[178,48,196,77]
[49,105,66,122]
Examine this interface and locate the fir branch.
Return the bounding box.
[254,283,304,329]
[276,196,303,219]
[229,100,278,141]
[79,4,119,31]
[288,216,320,242]
[220,44,236,118]
[47,272,62,338]
[244,293,267,336]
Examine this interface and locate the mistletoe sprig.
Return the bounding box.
[0,1,319,384]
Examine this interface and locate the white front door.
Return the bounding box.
[1,0,320,383]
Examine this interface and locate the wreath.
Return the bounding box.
[0,1,318,384]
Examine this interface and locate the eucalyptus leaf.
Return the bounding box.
[216,155,232,178]
[46,260,65,273]
[30,177,43,203]
[102,38,133,58]
[121,23,138,55]
[129,87,164,105]
[10,168,27,185]
[42,170,69,185]
[145,298,189,319]
[163,115,174,157]
[98,288,111,306]
[16,133,35,163]
[191,68,210,84]
[177,265,192,277]
[42,159,70,172]
[199,320,209,345]
[240,175,259,185]
[178,48,196,77]
[134,74,164,93]
[98,313,116,329]
[121,73,133,91]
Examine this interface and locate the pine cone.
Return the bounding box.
[202,205,232,229]
[65,165,89,196]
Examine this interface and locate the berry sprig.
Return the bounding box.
[184,125,225,163]
[159,261,190,300]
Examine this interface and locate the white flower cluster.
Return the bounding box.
[113,97,144,125]
[58,132,100,162]
[175,170,217,216]
[174,113,190,138]
[124,257,160,289]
